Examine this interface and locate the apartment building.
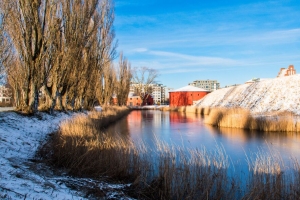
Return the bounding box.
[188,79,220,92]
[130,83,168,105]
[0,84,13,105]
[150,84,164,104]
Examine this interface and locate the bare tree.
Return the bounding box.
[6,58,25,107]
[132,67,158,105]
[1,0,57,113]
[115,52,131,105]
[0,14,10,85]
[1,0,121,112]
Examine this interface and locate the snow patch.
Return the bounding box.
[195,75,300,115]
[0,111,134,199]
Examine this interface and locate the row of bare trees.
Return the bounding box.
[0,14,10,85]
[0,0,131,113]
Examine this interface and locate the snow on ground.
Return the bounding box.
[0,110,133,200]
[195,74,300,115]
[0,107,14,112]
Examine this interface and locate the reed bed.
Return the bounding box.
[160,106,211,115]
[42,106,300,199]
[167,106,300,132]
[204,107,300,132]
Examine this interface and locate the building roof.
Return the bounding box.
[245,78,271,84]
[170,85,208,92]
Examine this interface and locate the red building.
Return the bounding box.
[112,92,154,106]
[169,85,209,107]
[277,65,296,77]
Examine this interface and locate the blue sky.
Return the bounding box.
[114,0,300,89]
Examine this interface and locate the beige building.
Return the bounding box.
[130,83,168,105]
[0,84,13,105]
[277,65,296,77]
[188,79,220,92]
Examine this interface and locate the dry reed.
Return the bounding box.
[204,107,299,132]
[42,106,300,199]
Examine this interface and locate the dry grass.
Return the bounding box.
[203,107,299,132]
[41,106,300,199]
[161,106,211,116]
[44,106,237,199]
[50,106,143,180]
[164,106,212,115]
[166,106,299,132]
[159,106,179,112]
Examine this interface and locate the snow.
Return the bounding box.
[94,106,102,112]
[171,85,208,92]
[0,111,85,199]
[0,107,14,112]
[0,111,134,199]
[195,74,300,115]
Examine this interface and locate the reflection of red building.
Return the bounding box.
[169,85,209,107]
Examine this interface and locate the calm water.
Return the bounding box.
[107,110,300,172]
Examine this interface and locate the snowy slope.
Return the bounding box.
[195,74,300,115]
[0,111,133,199]
[0,111,86,199]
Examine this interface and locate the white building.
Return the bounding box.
[188,79,220,92]
[130,83,169,105]
[0,85,13,104]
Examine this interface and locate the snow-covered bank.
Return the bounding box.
[0,111,133,199]
[0,111,84,199]
[195,75,300,115]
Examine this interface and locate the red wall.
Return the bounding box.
[112,95,154,106]
[169,91,209,107]
[127,95,154,106]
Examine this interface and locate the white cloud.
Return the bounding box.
[132,48,148,53]
[133,50,241,67]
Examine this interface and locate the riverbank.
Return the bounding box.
[0,108,134,199]
[162,75,300,132]
[2,107,300,199]
[163,106,300,132]
[0,111,84,199]
[43,108,300,199]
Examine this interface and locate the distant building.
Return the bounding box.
[130,83,169,105]
[188,79,220,91]
[277,65,296,77]
[0,84,13,105]
[245,78,270,84]
[112,92,154,106]
[169,85,210,107]
[164,87,174,105]
[224,84,240,88]
[150,84,164,105]
[126,92,154,106]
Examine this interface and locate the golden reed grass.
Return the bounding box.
[169,106,300,132]
[41,105,300,199]
[160,106,211,115]
[50,106,144,179]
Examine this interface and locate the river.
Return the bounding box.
[107,110,300,173]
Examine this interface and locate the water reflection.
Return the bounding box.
[106,110,300,171]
